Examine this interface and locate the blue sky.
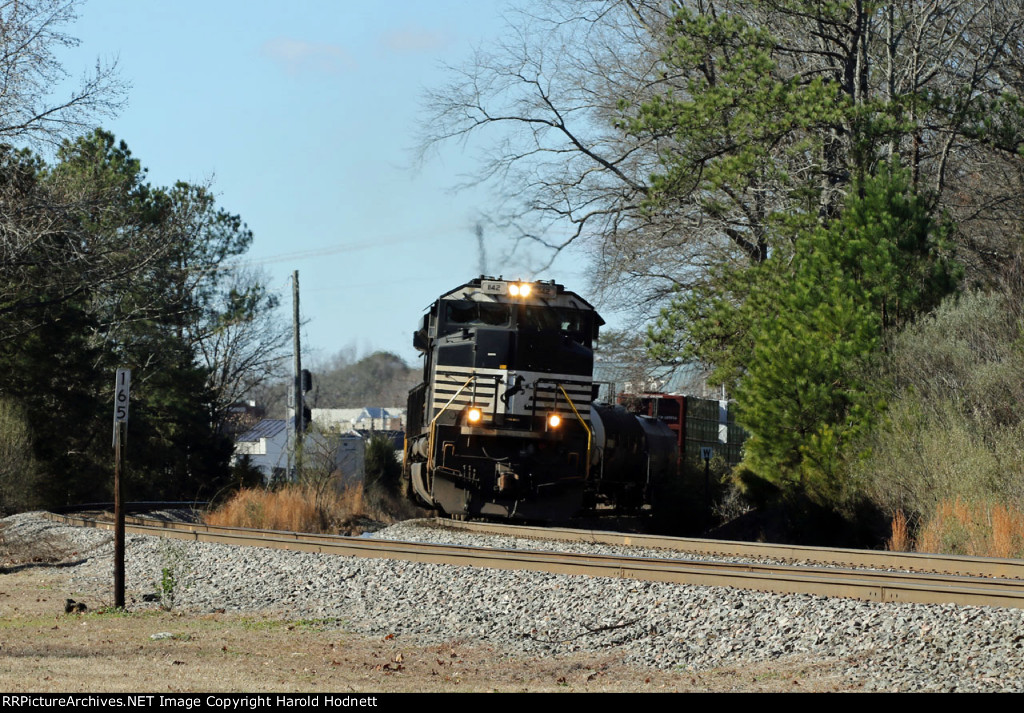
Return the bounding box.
[56,0,599,368]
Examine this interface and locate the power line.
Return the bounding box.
[214,235,421,272]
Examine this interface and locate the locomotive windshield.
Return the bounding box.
[434,295,597,375]
[519,305,594,345]
[515,304,594,375]
[440,300,511,335]
[439,300,594,343]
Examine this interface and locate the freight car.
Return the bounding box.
[617,392,747,467]
[403,276,676,521]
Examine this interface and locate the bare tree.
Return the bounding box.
[419,0,700,315]
[194,266,290,424]
[0,0,125,145]
[747,0,1024,278]
[309,350,418,409]
[420,0,1024,313]
[0,0,133,339]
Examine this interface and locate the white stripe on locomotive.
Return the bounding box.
[429,365,592,421]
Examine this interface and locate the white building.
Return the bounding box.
[311,407,405,432]
[231,418,367,485]
[232,419,290,482]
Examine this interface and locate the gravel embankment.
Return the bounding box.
[4,512,1024,692]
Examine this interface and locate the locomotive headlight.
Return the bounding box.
[508,282,532,297]
[518,282,532,297]
[547,413,562,429]
[467,407,483,424]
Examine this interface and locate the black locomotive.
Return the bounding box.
[403,276,677,520]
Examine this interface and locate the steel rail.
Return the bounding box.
[441,519,1024,580]
[42,512,1024,610]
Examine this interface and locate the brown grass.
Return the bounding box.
[914,498,1024,558]
[204,484,360,533]
[886,509,910,552]
[203,481,426,535]
[990,503,1024,558]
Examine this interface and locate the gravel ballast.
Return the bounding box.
[4,512,1024,693]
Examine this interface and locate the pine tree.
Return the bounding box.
[729,163,959,499]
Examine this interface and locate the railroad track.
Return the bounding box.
[441,519,1024,579]
[43,511,1024,610]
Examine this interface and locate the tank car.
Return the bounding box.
[403,276,676,520]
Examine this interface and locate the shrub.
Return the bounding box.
[849,290,1024,527]
[650,454,736,536]
[204,477,426,534]
[887,510,910,552]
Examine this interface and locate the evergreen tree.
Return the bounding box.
[619,6,844,265]
[679,164,960,500]
[0,130,280,509]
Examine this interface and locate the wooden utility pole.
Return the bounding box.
[292,270,304,477]
[113,368,131,609]
[114,420,125,608]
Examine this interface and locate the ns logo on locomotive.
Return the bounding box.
[404,276,677,521]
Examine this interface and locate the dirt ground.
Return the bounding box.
[0,530,864,693]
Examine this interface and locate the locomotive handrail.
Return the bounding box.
[426,374,476,472]
[530,377,590,414]
[558,384,592,481]
[529,377,593,480]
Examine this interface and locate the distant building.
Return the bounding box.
[232,419,290,482]
[232,417,368,485]
[311,407,405,432]
[331,429,366,487]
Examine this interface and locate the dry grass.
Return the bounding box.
[990,504,1024,558]
[912,498,1024,558]
[203,482,425,535]
[204,484,359,533]
[886,510,910,552]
